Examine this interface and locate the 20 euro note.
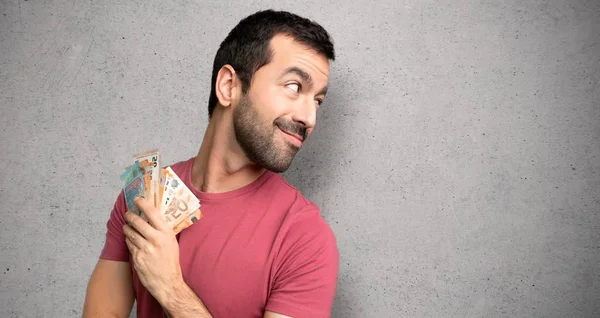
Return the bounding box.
[172,208,203,235]
[160,167,201,228]
[120,161,146,217]
[133,149,160,208]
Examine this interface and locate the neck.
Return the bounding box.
[191,109,266,193]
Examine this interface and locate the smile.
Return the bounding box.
[278,127,304,147]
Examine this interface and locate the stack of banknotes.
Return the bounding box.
[120,149,202,234]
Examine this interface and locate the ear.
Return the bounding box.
[215,65,239,108]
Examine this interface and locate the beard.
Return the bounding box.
[233,94,307,173]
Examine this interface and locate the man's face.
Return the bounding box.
[233,35,330,173]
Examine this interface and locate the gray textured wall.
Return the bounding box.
[1,0,598,317]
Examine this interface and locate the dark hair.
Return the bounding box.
[207,10,335,118]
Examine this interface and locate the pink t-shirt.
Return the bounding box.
[99,157,339,318]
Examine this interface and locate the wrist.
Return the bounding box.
[155,275,187,309]
[156,276,212,318]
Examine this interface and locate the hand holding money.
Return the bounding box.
[120,149,203,234]
[123,197,185,301]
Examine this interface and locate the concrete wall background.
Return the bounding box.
[1,0,598,317]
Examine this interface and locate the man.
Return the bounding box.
[82,9,339,318]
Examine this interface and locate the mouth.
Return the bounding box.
[278,127,304,147]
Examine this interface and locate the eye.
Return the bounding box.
[286,83,300,93]
[315,99,323,106]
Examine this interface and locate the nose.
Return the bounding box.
[291,96,317,129]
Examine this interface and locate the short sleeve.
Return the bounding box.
[266,209,340,318]
[99,191,130,262]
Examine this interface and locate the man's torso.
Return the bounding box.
[117,157,329,317]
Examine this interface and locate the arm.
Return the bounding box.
[82,259,134,318]
[264,208,339,318]
[160,283,294,318]
[160,280,212,318]
[122,198,212,318]
[161,283,290,318]
[264,311,292,318]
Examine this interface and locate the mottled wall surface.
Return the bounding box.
[1,0,598,317]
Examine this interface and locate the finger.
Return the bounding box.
[125,211,157,240]
[125,237,137,253]
[134,197,169,232]
[123,224,145,249]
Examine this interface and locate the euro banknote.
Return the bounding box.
[120,161,145,217]
[161,167,201,228]
[133,149,160,208]
[121,150,203,234]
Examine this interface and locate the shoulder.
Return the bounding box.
[284,206,338,251]
[266,174,338,253]
[267,186,339,315]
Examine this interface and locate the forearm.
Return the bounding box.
[83,260,135,318]
[158,280,212,318]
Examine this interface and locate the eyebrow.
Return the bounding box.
[282,66,328,96]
